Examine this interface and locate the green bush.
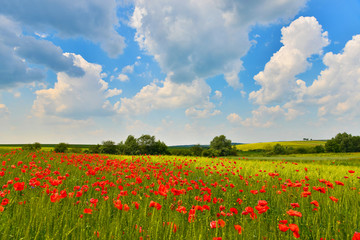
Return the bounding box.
[54,143,69,153]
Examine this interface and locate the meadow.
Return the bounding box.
[0,149,359,239]
[236,141,326,152]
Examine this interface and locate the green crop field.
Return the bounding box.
[1,149,360,239]
[236,140,327,151]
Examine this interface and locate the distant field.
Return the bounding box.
[235,140,326,151]
[0,144,90,154]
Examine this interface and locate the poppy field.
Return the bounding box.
[1,149,360,239]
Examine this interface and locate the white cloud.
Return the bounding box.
[117,78,214,115]
[32,53,118,119]
[131,0,307,87]
[227,113,242,124]
[117,74,130,82]
[185,102,221,118]
[214,90,222,99]
[122,65,134,74]
[0,15,84,89]
[306,34,360,119]
[249,16,329,105]
[0,0,125,58]
[0,103,9,117]
[227,106,285,128]
[105,88,122,98]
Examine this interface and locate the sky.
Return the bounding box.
[1,0,360,145]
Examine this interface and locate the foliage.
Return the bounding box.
[69,148,82,153]
[22,142,42,151]
[101,141,118,154]
[325,132,360,153]
[209,135,234,156]
[123,135,140,155]
[189,144,204,156]
[53,143,69,153]
[117,135,169,155]
[88,144,102,154]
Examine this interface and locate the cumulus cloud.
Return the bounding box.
[117,74,130,82]
[122,65,134,74]
[32,53,119,119]
[117,78,215,115]
[249,16,329,105]
[185,102,221,119]
[306,35,360,119]
[0,103,9,117]
[131,0,307,87]
[227,105,285,128]
[0,15,83,88]
[0,0,125,58]
[214,90,222,99]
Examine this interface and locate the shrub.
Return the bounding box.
[54,143,69,153]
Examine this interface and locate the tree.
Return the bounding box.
[272,144,286,155]
[190,144,203,156]
[22,142,42,151]
[101,140,118,154]
[33,142,42,150]
[137,135,156,155]
[123,135,139,155]
[325,132,360,152]
[137,135,168,155]
[54,143,69,153]
[314,145,325,153]
[88,144,102,153]
[210,135,233,156]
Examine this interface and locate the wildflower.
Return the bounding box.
[287,209,302,217]
[84,208,92,214]
[13,182,25,191]
[234,225,242,234]
[353,232,360,240]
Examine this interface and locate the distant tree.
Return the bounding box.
[137,135,156,155]
[123,135,139,155]
[190,144,203,156]
[22,142,42,151]
[89,144,102,154]
[210,135,232,156]
[101,140,118,154]
[22,144,34,151]
[272,144,286,155]
[202,148,220,157]
[314,145,325,153]
[170,149,192,156]
[33,142,42,150]
[325,132,360,152]
[69,148,82,153]
[54,143,69,153]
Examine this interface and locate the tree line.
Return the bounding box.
[22,134,237,157]
[264,132,360,155]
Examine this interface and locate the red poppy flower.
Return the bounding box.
[310,200,319,207]
[329,196,338,203]
[290,203,300,208]
[84,208,92,214]
[279,224,289,232]
[287,209,302,217]
[234,225,242,234]
[230,207,238,214]
[13,182,25,191]
[353,232,360,240]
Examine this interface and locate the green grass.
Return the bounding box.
[236,140,326,151]
[1,149,359,239]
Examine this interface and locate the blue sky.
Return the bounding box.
[1,0,360,145]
